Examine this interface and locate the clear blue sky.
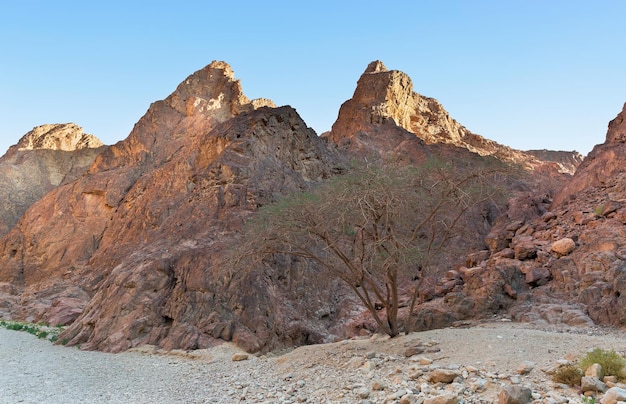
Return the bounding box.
[1,1,625,156]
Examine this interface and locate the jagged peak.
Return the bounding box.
[165,60,275,121]
[15,123,103,151]
[606,102,626,145]
[364,60,388,74]
[327,61,583,174]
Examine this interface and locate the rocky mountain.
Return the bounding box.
[0,61,346,353]
[411,102,626,331]
[0,59,608,355]
[0,124,104,236]
[325,61,581,175]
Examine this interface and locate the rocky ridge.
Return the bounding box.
[0,123,104,236]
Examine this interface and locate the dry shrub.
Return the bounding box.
[552,364,583,386]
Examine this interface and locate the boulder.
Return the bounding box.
[428,368,460,383]
[550,238,576,257]
[601,387,626,404]
[498,385,532,404]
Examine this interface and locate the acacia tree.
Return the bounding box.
[240,159,504,337]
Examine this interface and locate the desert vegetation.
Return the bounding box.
[234,158,509,337]
[552,348,626,386]
[0,320,64,342]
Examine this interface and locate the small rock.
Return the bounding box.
[550,238,576,257]
[601,386,626,403]
[428,368,459,384]
[415,356,433,365]
[586,363,605,380]
[581,376,608,393]
[516,361,535,375]
[498,385,532,404]
[405,344,425,357]
[231,353,249,362]
[371,380,385,391]
[424,392,458,404]
[354,387,370,399]
[399,393,420,404]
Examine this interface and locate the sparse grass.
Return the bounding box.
[579,348,626,379]
[552,363,583,386]
[0,320,65,342]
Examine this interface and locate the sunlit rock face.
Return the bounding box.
[0,123,105,236]
[325,60,582,175]
[14,123,103,151]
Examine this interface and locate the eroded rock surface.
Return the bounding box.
[0,124,104,236]
[0,61,344,353]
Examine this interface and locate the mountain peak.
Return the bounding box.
[15,123,103,151]
[364,60,388,74]
[606,102,626,145]
[165,60,275,121]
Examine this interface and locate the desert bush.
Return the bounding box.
[579,348,626,379]
[552,363,583,386]
[236,158,508,337]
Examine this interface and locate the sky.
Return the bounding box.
[2,1,626,157]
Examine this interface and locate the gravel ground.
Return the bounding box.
[2,322,626,403]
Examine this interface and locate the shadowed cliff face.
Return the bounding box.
[0,124,105,236]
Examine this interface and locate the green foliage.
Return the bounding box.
[551,364,582,386]
[594,205,604,216]
[239,157,511,337]
[581,395,596,404]
[579,348,626,379]
[0,319,65,342]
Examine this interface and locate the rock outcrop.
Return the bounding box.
[0,61,344,353]
[325,60,581,175]
[415,102,626,330]
[13,123,103,151]
[0,124,104,236]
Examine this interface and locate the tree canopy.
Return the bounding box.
[239,158,508,336]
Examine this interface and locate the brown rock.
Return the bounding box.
[550,238,576,257]
[525,267,551,286]
[325,61,577,175]
[424,393,458,404]
[512,236,537,260]
[428,368,459,383]
[231,353,249,361]
[498,385,532,404]
[0,61,342,354]
[15,123,103,151]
